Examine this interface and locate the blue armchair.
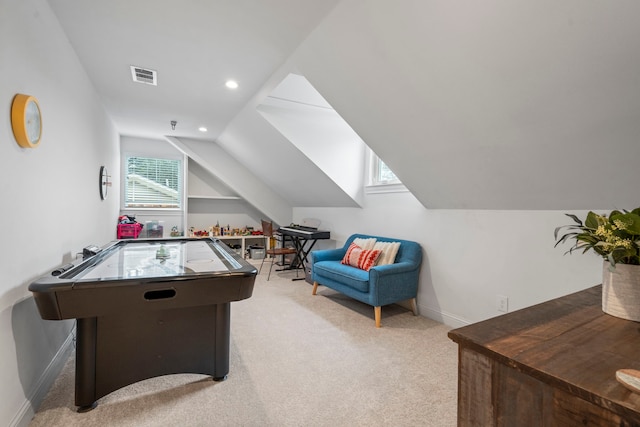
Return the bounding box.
[311,234,422,328]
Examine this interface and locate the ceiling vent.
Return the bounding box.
[130,66,157,86]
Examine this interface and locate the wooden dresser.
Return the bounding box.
[448,286,640,426]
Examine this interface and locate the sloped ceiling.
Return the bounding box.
[257,73,366,206]
[212,82,361,209]
[48,0,640,210]
[291,0,640,209]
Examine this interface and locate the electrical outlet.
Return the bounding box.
[497,295,509,313]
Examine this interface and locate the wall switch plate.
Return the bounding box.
[497,295,509,313]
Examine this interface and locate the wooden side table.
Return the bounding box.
[448,285,640,426]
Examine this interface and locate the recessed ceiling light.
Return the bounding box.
[198,127,207,132]
[225,80,238,89]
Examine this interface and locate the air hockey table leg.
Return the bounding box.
[213,303,230,381]
[75,317,98,412]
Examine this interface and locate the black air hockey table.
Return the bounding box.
[29,237,257,412]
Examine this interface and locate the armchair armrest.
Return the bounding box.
[369,261,419,277]
[368,261,421,307]
[311,248,346,264]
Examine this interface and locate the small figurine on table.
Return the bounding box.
[156,244,170,260]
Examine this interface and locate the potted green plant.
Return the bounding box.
[555,208,640,321]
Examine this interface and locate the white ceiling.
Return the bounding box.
[46,0,640,211]
[47,0,340,141]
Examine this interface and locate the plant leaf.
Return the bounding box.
[584,211,601,229]
[564,213,583,225]
[554,232,579,247]
[621,213,640,235]
[609,210,624,220]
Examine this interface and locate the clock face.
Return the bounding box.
[11,94,42,148]
[100,166,110,200]
[25,100,42,144]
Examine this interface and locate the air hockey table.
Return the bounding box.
[29,237,257,412]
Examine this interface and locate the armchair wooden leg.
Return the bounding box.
[409,298,418,316]
[312,281,319,295]
[374,306,381,328]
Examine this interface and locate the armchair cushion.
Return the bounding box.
[314,261,371,293]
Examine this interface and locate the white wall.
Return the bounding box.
[167,136,294,226]
[187,198,264,233]
[295,193,602,327]
[188,160,237,198]
[187,160,264,232]
[0,0,119,424]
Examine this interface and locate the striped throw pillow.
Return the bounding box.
[353,237,377,250]
[373,241,401,265]
[341,243,381,271]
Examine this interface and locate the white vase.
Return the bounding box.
[602,261,640,322]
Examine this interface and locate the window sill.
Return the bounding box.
[120,208,183,215]
[365,183,409,194]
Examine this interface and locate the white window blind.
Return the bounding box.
[125,156,182,208]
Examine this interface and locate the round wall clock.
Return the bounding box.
[99,166,111,200]
[11,94,42,148]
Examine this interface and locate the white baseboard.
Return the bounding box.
[418,303,470,329]
[11,328,75,427]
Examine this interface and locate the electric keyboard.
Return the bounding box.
[277,224,330,282]
[278,225,330,240]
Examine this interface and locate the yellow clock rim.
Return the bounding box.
[11,93,42,148]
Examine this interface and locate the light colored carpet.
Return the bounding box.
[29,262,458,426]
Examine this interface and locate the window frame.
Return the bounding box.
[365,150,407,194]
[123,155,184,210]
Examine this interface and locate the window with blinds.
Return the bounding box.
[125,156,182,209]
